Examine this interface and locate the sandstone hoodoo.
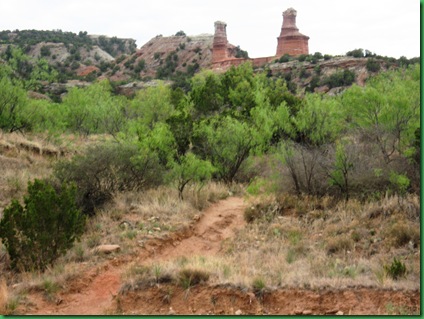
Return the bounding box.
[212,21,229,63]
[276,8,309,57]
[211,7,310,70]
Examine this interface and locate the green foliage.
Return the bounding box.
[0,29,92,49]
[175,31,186,37]
[129,82,174,130]
[134,59,146,73]
[366,58,381,72]
[389,172,410,196]
[40,45,51,57]
[166,106,193,156]
[55,142,161,215]
[193,115,266,183]
[0,75,29,132]
[96,35,136,57]
[291,93,343,146]
[321,69,355,88]
[384,257,407,280]
[178,268,210,288]
[62,79,127,135]
[0,179,85,271]
[222,63,256,115]
[168,153,215,199]
[341,65,420,162]
[190,70,225,118]
[234,45,249,59]
[278,54,291,63]
[252,277,267,299]
[157,51,179,79]
[26,99,66,132]
[297,54,308,62]
[328,141,355,201]
[346,48,364,58]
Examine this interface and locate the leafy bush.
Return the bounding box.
[296,54,307,62]
[234,45,249,59]
[40,45,51,57]
[366,58,381,72]
[346,48,364,58]
[55,142,164,215]
[321,69,355,88]
[384,257,407,280]
[0,179,85,271]
[278,54,290,63]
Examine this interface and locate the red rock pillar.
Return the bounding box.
[276,8,309,57]
[212,21,229,63]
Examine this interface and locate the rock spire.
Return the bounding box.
[276,8,309,56]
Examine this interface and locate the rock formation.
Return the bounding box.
[212,21,229,63]
[276,8,309,57]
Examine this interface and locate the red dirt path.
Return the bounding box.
[23,197,420,315]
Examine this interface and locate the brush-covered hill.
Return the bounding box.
[0,28,419,99]
[0,29,136,80]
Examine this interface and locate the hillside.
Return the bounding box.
[0,29,420,314]
[0,30,136,81]
[0,28,419,99]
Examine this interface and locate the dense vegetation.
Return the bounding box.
[0,29,136,57]
[0,46,420,271]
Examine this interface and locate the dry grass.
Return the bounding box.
[0,131,420,312]
[0,132,66,212]
[132,193,420,291]
[0,278,8,314]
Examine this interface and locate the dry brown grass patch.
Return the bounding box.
[0,278,8,313]
[326,235,354,255]
[385,221,420,248]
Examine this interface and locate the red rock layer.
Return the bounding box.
[276,8,309,57]
[212,21,229,63]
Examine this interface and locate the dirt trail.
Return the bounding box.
[28,197,247,315]
[24,196,420,315]
[152,196,246,260]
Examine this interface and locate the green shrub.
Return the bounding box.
[366,58,381,73]
[297,54,307,62]
[178,268,210,288]
[252,277,267,299]
[278,54,290,63]
[321,69,355,88]
[384,257,407,280]
[55,143,164,215]
[0,179,85,271]
[346,48,364,58]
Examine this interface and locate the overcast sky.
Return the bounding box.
[0,0,419,58]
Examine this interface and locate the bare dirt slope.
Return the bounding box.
[23,197,419,315]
